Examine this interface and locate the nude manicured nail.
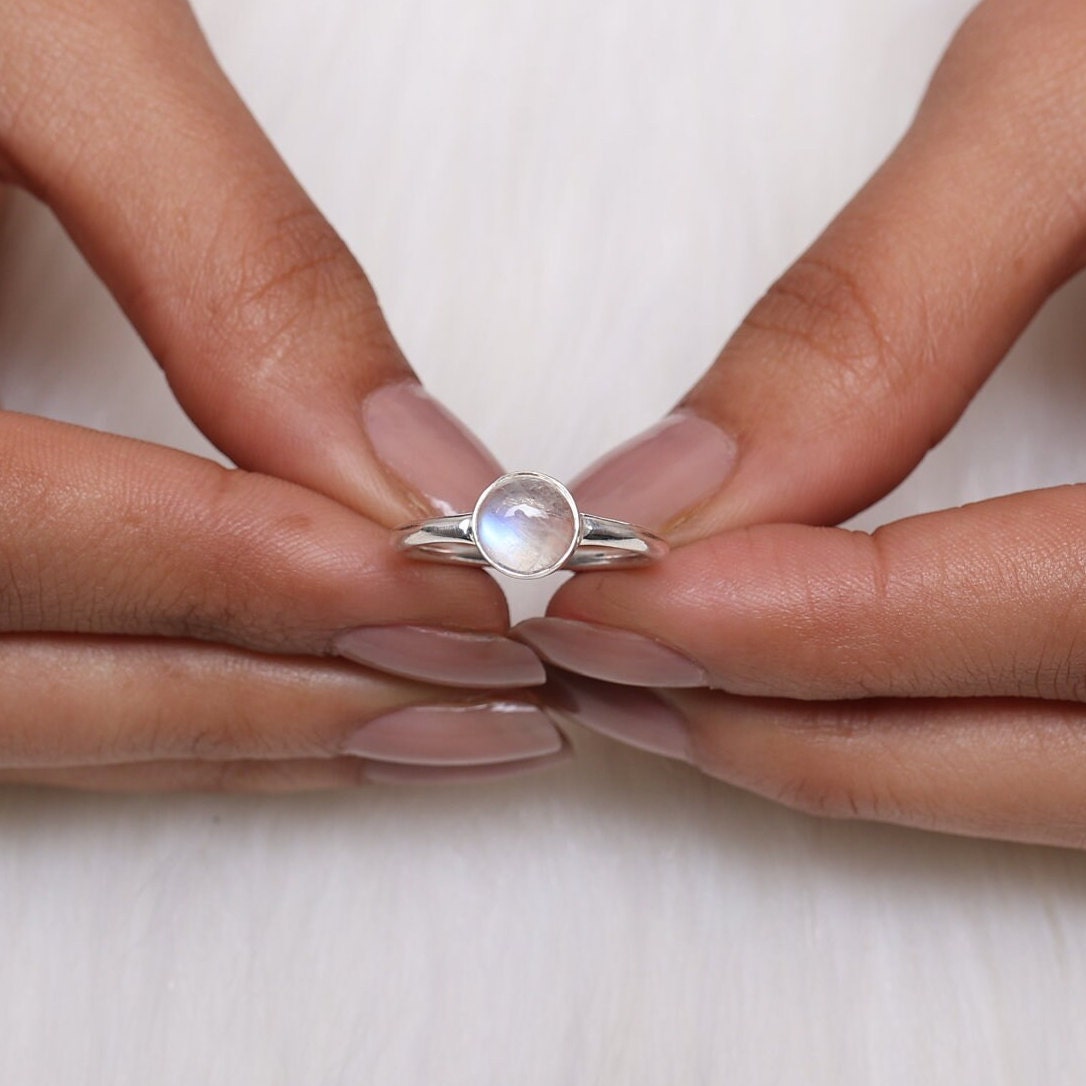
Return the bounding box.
[546,672,691,762]
[516,618,707,688]
[342,702,562,766]
[362,741,572,784]
[572,409,737,530]
[334,626,545,687]
[362,380,504,516]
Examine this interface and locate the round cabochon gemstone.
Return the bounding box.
[473,473,579,577]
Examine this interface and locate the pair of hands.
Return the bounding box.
[4,0,1086,849]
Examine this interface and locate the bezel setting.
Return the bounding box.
[470,471,583,579]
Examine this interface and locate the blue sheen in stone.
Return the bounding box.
[474,474,578,577]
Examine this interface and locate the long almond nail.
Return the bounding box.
[515,618,706,687]
[342,701,561,765]
[571,409,737,530]
[362,380,503,516]
[363,740,571,784]
[546,672,691,762]
[335,626,545,687]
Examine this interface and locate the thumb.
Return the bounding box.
[533,484,1086,701]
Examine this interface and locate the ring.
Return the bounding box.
[394,471,668,579]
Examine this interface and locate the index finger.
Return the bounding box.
[571,0,1086,543]
[0,0,500,526]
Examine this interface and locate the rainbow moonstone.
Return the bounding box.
[473,473,580,578]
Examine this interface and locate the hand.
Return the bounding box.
[0,0,565,791]
[521,0,1086,848]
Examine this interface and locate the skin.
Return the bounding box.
[547,0,1086,848]
[0,0,530,790]
[6,0,1084,840]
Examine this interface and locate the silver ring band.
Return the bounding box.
[394,471,668,579]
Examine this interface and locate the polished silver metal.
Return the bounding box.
[395,470,668,579]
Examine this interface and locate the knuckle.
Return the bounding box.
[772,756,913,826]
[0,553,33,629]
[139,465,297,649]
[1030,630,1086,704]
[1037,545,1086,701]
[742,254,910,423]
[766,705,908,823]
[773,770,874,821]
[1026,643,1084,702]
[171,466,353,651]
[199,204,384,389]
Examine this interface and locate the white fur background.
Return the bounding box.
[2,0,1085,1082]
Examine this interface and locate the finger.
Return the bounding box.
[0,635,563,769]
[0,745,573,793]
[0,412,548,689]
[570,0,1086,542]
[530,485,1086,701]
[547,673,1086,849]
[0,758,384,793]
[0,0,499,525]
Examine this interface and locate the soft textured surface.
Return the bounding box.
[1,1,1084,1081]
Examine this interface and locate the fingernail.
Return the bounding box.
[362,380,504,516]
[334,626,545,687]
[546,671,691,762]
[571,409,737,530]
[362,739,572,784]
[515,617,706,688]
[342,701,562,766]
